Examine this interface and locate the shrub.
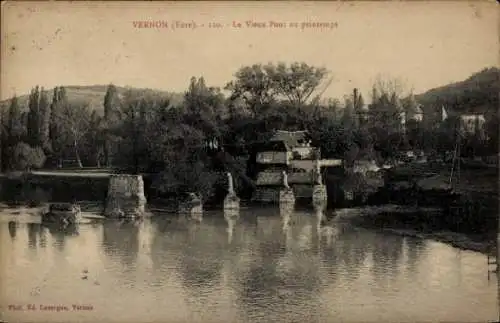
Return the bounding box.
[10,142,46,171]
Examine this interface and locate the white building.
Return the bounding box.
[460,113,486,134]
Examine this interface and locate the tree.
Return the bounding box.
[7,96,24,144]
[10,142,46,171]
[38,90,51,151]
[341,96,355,130]
[85,111,105,167]
[264,62,329,108]
[25,86,50,149]
[53,103,91,168]
[103,84,119,167]
[226,62,329,117]
[49,86,69,167]
[2,96,26,170]
[225,64,276,117]
[27,86,41,147]
[367,80,406,160]
[184,77,226,141]
[117,92,146,173]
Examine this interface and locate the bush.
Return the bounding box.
[10,142,46,171]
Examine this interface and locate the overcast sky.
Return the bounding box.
[1,1,498,101]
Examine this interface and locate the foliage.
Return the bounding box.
[10,142,46,171]
[0,62,497,201]
[226,62,329,116]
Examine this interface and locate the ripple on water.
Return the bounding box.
[1,208,498,323]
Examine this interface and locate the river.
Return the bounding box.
[1,204,498,323]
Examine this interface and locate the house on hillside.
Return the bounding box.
[439,105,487,137]
[459,113,486,135]
[400,103,424,125]
[354,104,370,126]
[252,130,321,202]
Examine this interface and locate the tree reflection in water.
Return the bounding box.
[369,232,405,287]
[178,219,225,317]
[45,222,79,252]
[27,223,42,250]
[150,214,227,316]
[236,210,325,322]
[102,219,140,274]
[404,235,427,278]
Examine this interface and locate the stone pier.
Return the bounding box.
[223,172,240,212]
[104,175,147,217]
[312,160,328,208]
[279,171,296,207]
[179,193,203,218]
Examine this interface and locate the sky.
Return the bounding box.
[1,1,498,101]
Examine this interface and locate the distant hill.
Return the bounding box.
[415,67,499,115]
[0,85,185,113]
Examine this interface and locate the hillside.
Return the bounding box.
[0,85,185,112]
[3,67,498,116]
[415,67,499,114]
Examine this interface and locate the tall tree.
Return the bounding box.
[86,110,105,167]
[184,76,226,142]
[7,95,24,144]
[264,62,329,108]
[368,80,405,160]
[225,64,276,117]
[38,89,51,151]
[27,86,41,147]
[352,88,365,127]
[103,84,118,167]
[226,62,329,117]
[51,100,91,168]
[49,86,68,167]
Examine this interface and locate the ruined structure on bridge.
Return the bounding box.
[104,175,147,217]
[224,172,240,211]
[279,170,295,206]
[251,130,340,204]
[312,160,327,208]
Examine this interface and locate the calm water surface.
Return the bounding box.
[1,205,498,323]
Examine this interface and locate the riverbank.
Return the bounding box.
[334,205,496,255]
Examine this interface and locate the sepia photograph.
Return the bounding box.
[0,1,499,322]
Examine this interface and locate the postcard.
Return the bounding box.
[1,1,498,322]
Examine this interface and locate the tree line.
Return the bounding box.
[1,62,497,198]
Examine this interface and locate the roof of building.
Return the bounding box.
[269,130,310,149]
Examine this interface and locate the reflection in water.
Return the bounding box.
[370,233,405,286]
[27,223,42,249]
[224,209,239,244]
[180,207,203,223]
[44,223,80,251]
[280,204,293,231]
[2,207,497,323]
[315,207,338,247]
[280,205,293,252]
[405,236,427,277]
[102,220,140,271]
[8,221,17,239]
[45,223,80,236]
[39,226,48,248]
[176,222,225,317]
[239,209,327,322]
